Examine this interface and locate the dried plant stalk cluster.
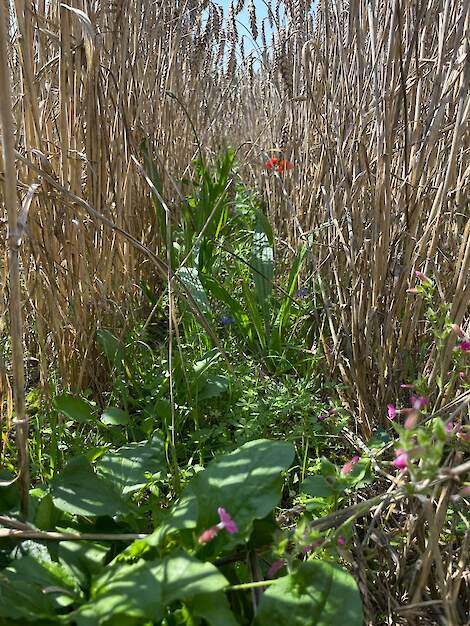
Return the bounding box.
[0,0,468,422]
[2,1,467,411]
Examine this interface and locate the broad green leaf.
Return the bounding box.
[189,591,240,626]
[0,555,80,621]
[100,407,130,426]
[253,208,274,245]
[8,555,80,603]
[178,267,211,316]
[58,542,109,587]
[32,492,60,530]
[301,475,336,498]
[319,457,339,480]
[144,491,198,548]
[0,469,19,512]
[73,551,228,626]
[198,375,229,400]
[254,561,362,626]
[50,456,129,517]
[143,441,293,553]
[185,439,294,552]
[97,433,165,495]
[53,394,94,424]
[347,459,370,489]
[0,574,58,622]
[97,329,124,367]
[193,348,221,377]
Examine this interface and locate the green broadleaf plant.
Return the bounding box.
[254,561,363,626]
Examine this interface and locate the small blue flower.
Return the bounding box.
[296,287,309,298]
[221,315,235,326]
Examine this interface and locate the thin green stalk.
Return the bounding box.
[227,579,277,591]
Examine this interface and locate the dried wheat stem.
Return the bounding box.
[0,0,29,515]
[0,529,149,541]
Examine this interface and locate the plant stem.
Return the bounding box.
[228,580,277,591]
[0,529,148,541]
[0,0,29,515]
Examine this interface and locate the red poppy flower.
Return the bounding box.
[265,157,278,170]
[278,159,294,173]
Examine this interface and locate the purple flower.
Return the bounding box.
[221,315,235,326]
[217,507,238,534]
[318,414,328,422]
[337,536,346,546]
[410,395,429,410]
[296,287,309,298]
[458,340,470,352]
[446,421,454,433]
[267,559,286,577]
[387,404,397,420]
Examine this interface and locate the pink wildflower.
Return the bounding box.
[302,539,323,554]
[387,404,397,420]
[393,449,408,471]
[404,410,418,430]
[411,395,429,410]
[459,371,466,381]
[268,559,286,578]
[318,414,328,422]
[198,507,238,544]
[458,340,470,352]
[446,421,454,433]
[341,455,360,475]
[415,270,431,283]
[198,526,219,544]
[217,507,238,534]
[337,536,346,546]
